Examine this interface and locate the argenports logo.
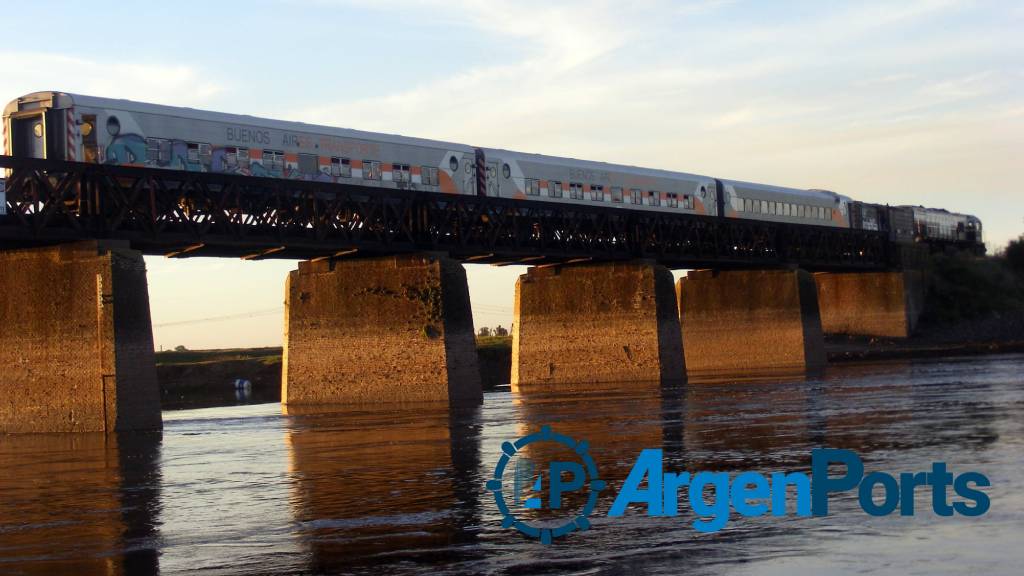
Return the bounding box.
[488,426,991,543]
[486,426,606,544]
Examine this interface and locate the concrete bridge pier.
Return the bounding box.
[511,262,685,389]
[814,271,925,338]
[0,241,162,433]
[282,254,482,406]
[677,269,825,375]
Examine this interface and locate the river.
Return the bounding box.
[0,354,1021,575]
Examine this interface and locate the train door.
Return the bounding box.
[487,161,499,197]
[714,179,725,217]
[12,114,46,158]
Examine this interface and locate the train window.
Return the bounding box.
[262,150,284,172]
[262,147,282,170]
[364,160,381,180]
[667,193,678,208]
[630,188,642,204]
[145,138,167,163]
[224,147,238,169]
[591,184,604,201]
[393,163,410,183]
[550,181,563,198]
[187,143,200,163]
[198,143,212,164]
[421,165,438,185]
[569,182,584,200]
[525,179,540,196]
[682,194,694,210]
[611,187,623,203]
[330,157,349,177]
[760,200,768,214]
[237,147,250,169]
[649,191,660,207]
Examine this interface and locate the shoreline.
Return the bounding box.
[156,337,1023,408]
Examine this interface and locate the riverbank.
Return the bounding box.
[158,330,1024,407]
[156,338,513,408]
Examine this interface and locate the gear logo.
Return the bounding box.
[486,426,605,544]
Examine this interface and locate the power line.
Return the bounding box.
[153,304,513,329]
[153,307,284,328]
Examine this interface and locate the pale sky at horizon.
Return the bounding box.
[2,0,1021,350]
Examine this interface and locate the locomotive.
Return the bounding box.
[3,91,984,254]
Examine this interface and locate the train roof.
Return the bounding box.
[720,178,852,202]
[482,146,714,183]
[4,91,476,152]
[902,205,980,220]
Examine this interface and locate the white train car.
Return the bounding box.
[3,91,479,194]
[482,148,718,215]
[722,179,852,228]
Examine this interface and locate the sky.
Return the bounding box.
[2,0,1021,350]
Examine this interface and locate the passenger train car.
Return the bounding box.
[2,91,984,253]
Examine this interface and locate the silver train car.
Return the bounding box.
[2,91,984,253]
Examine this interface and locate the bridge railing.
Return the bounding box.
[0,155,892,270]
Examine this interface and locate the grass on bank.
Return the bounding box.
[156,337,514,367]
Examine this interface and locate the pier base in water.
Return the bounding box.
[511,262,685,389]
[815,271,925,338]
[282,254,481,405]
[678,269,825,375]
[0,241,161,433]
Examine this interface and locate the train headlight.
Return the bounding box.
[32,123,43,138]
[80,121,93,137]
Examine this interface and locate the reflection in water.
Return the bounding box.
[0,355,1019,575]
[284,403,482,572]
[0,433,161,576]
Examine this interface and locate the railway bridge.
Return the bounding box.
[0,156,926,432]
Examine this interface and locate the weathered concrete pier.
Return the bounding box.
[815,270,925,338]
[0,242,161,433]
[677,269,825,375]
[511,263,685,388]
[282,254,482,405]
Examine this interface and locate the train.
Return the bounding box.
[3,91,984,253]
